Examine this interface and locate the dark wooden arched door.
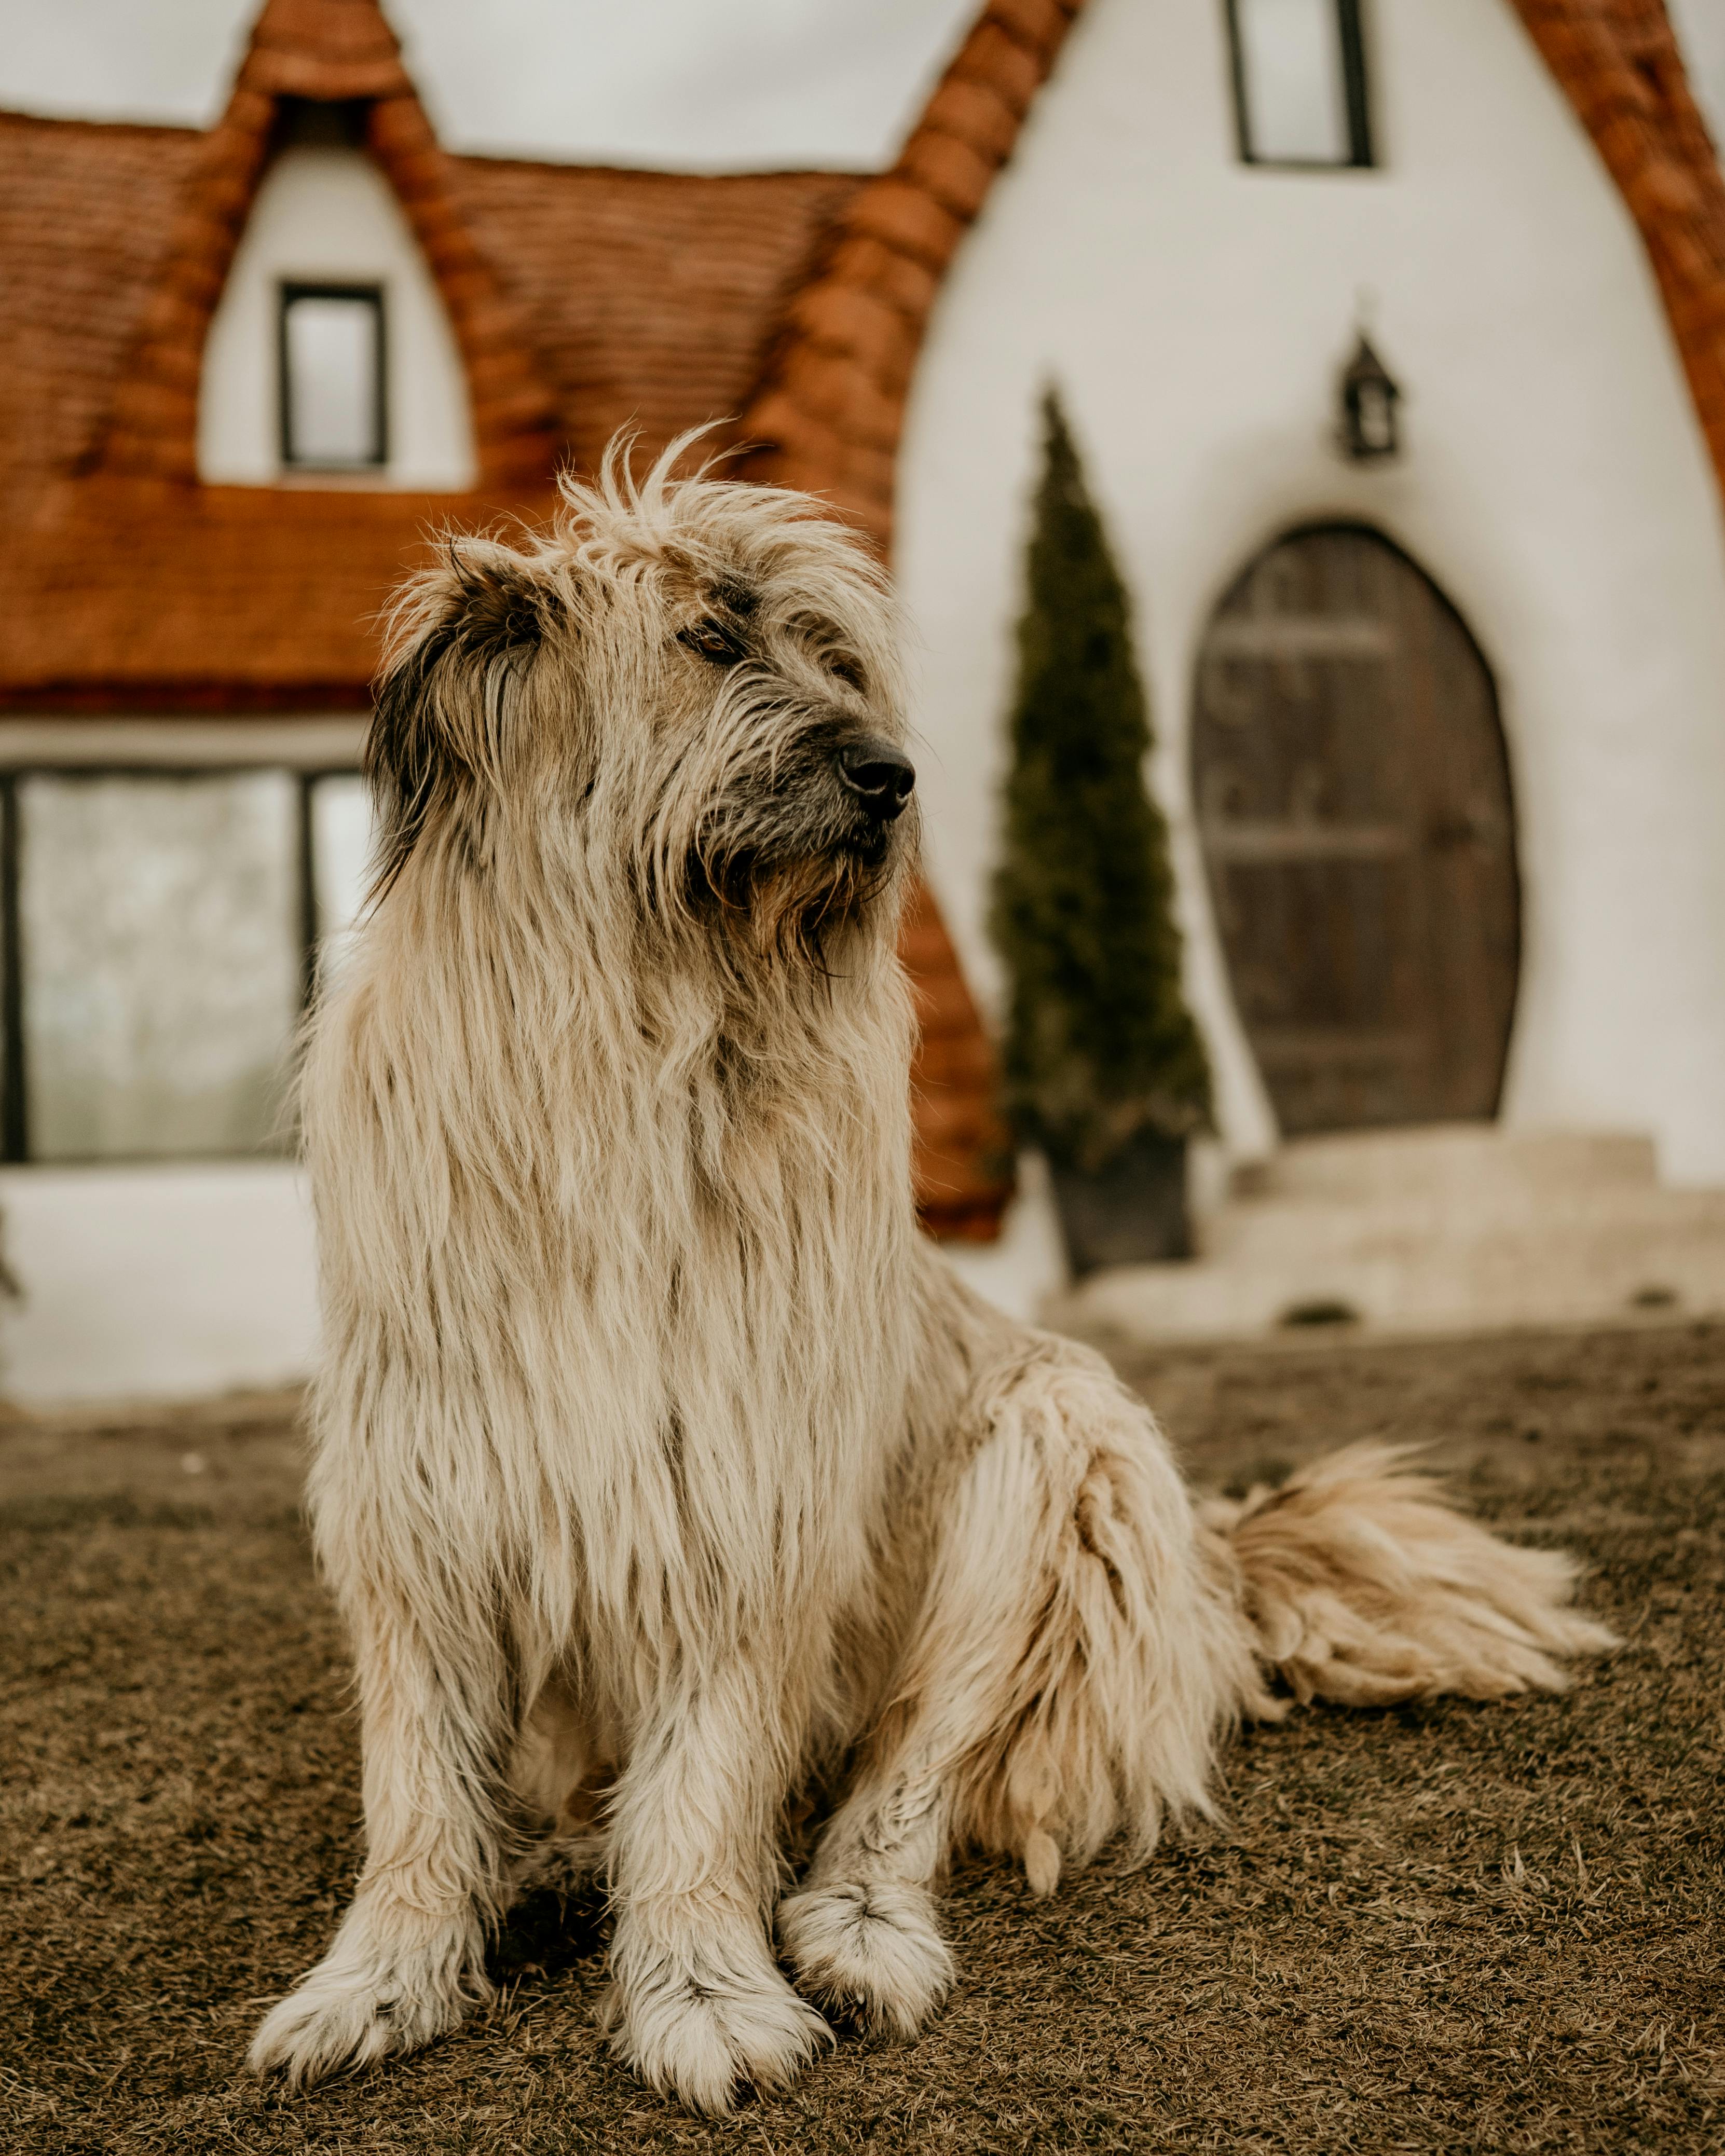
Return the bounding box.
[1192,524,1519,1134]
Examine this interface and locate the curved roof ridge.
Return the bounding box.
[93,0,559,488]
[736,0,1086,548]
[732,0,1087,1242]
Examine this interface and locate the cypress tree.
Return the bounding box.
[990,391,1213,1176]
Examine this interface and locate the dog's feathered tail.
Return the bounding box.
[1199,1441,1619,1708]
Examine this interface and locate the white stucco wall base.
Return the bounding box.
[0,1160,1067,1403]
[938,1150,1070,1320]
[0,1165,319,1406]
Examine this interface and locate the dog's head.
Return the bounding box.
[367,438,916,970]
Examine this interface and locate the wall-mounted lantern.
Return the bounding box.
[1337,330,1401,462]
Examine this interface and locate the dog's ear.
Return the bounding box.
[366,542,551,899]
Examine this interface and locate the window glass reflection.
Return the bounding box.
[283,290,384,467]
[20,772,302,1161]
[309,771,374,991]
[1236,0,1351,164]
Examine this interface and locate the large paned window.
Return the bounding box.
[279,282,388,470]
[1,767,371,1163]
[1225,0,1373,169]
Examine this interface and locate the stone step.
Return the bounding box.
[1060,1209,1725,1340]
[1200,1182,1725,1269]
[1049,1127,1725,1343]
[1235,1124,1660,1206]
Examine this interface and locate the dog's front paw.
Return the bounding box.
[778,1879,954,2039]
[608,1934,831,2114]
[248,1931,483,2085]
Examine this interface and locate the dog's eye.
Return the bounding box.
[827,653,866,694]
[680,620,744,665]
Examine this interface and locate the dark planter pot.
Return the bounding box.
[1049,1130,1192,1278]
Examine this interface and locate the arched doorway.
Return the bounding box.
[1192,524,1519,1134]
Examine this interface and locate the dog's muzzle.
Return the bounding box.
[836,737,915,823]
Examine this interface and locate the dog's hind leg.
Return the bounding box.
[780,1337,1264,2039]
[248,1586,526,2085]
[603,1656,832,2115]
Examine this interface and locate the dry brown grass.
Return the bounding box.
[4,1321,1722,2153]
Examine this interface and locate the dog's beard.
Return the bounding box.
[689,814,899,971]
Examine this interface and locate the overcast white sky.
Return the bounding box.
[1,1,1720,173]
[0,0,979,171]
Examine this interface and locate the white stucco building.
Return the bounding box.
[899,0,1725,1200]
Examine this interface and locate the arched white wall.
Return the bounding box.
[198,142,477,490]
[895,0,1725,1189]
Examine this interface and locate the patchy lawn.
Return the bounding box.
[4,1321,1722,2154]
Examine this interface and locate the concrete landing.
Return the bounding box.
[1052,1125,1725,1343]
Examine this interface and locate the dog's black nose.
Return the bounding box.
[837,737,916,821]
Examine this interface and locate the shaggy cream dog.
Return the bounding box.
[248,442,1612,2114]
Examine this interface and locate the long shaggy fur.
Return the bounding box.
[247,437,1613,2114]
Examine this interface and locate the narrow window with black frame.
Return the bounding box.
[279,281,388,471]
[1226,0,1373,169]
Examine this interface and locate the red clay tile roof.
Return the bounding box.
[0,0,867,711]
[1507,1,1725,515]
[0,116,201,511]
[901,882,1014,1238]
[0,109,859,710]
[453,160,863,480]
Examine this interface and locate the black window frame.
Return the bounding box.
[277,280,390,472]
[0,763,362,1165]
[1224,0,1375,171]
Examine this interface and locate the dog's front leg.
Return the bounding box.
[248,1588,518,2084]
[604,1658,830,2114]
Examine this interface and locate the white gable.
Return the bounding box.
[197,141,477,490]
[895,0,1725,1187]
